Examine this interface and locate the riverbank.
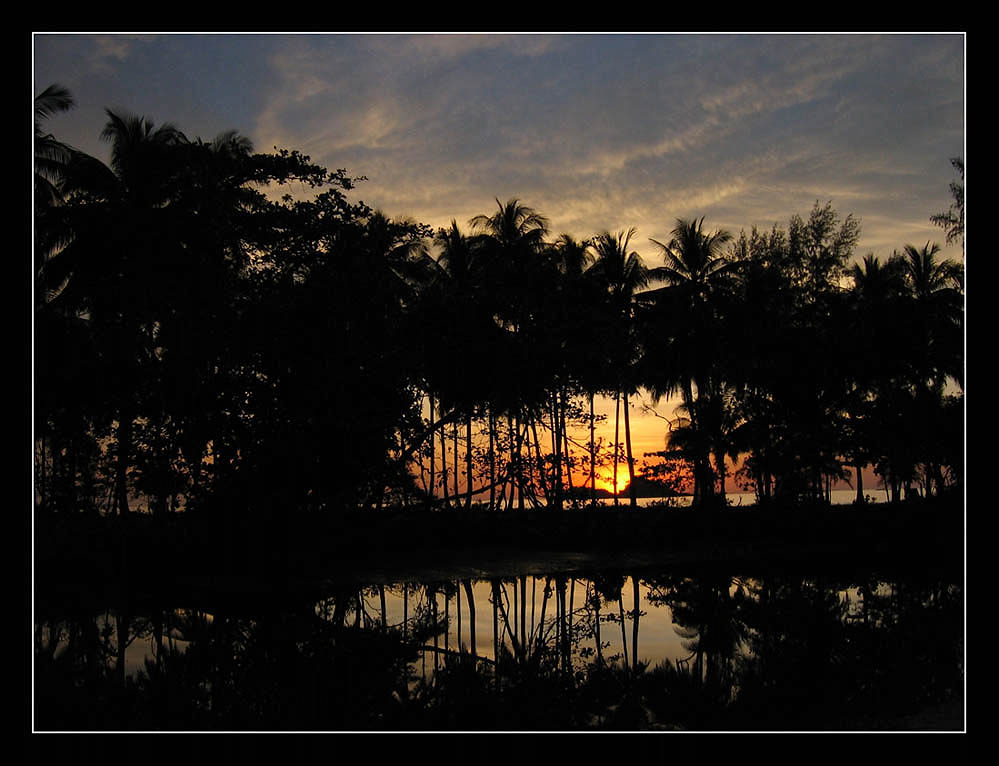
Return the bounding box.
[32,496,964,612]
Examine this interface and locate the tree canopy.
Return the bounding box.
[34,86,964,519]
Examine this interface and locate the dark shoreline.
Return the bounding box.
[33,496,965,612]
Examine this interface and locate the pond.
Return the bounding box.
[33,568,964,731]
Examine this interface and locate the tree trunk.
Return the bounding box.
[431,588,439,674]
[115,611,129,686]
[631,575,640,671]
[536,577,552,655]
[489,409,496,510]
[531,419,548,507]
[521,576,527,651]
[115,412,132,516]
[563,405,576,509]
[507,413,516,511]
[618,593,628,668]
[624,390,636,508]
[440,413,450,508]
[456,581,462,653]
[552,390,563,511]
[492,581,499,687]
[466,412,473,510]
[453,422,459,503]
[593,583,603,665]
[429,393,436,506]
[715,449,727,506]
[516,413,530,511]
[463,579,476,659]
[589,392,596,505]
[613,392,621,507]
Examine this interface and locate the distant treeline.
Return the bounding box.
[33,85,964,518]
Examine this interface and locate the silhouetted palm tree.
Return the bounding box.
[588,229,651,507]
[469,198,551,510]
[35,84,78,308]
[892,242,964,496]
[645,218,736,505]
[34,84,76,206]
[430,220,487,508]
[41,110,189,515]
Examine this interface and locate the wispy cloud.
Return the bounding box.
[36,32,961,263]
[86,34,159,73]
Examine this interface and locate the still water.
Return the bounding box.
[34,566,964,731]
[597,489,875,508]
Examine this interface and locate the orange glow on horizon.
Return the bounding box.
[593,471,629,495]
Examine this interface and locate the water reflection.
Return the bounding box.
[34,571,963,731]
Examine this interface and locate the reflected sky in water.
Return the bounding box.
[34,569,963,731]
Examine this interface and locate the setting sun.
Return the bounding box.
[594,472,629,495]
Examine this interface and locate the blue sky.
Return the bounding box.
[33,32,965,266]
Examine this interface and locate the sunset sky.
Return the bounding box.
[32,32,965,492]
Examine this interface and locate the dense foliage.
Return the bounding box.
[34,87,964,518]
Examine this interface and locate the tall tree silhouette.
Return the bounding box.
[587,229,651,507]
[423,220,493,508]
[41,109,188,515]
[469,199,552,510]
[930,158,964,256]
[643,218,736,506]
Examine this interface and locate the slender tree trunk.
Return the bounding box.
[618,592,629,669]
[553,390,563,511]
[512,578,518,645]
[115,412,132,516]
[683,380,701,505]
[613,392,621,507]
[489,409,496,511]
[624,390,636,508]
[466,412,473,510]
[520,575,534,651]
[592,582,603,665]
[457,580,463,653]
[530,419,547,507]
[115,611,129,686]
[494,581,523,661]
[440,413,450,508]
[563,413,576,509]
[463,579,476,659]
[429,393,435,506]
[492,581,499,687]
[506,413,516,511]
[536,577,552,655]
[516,413,525,512]
[715,450,727,506]
[589,392,596,505]
[431,587,439,674]
[453,422,459,502]
[558,577,569,673]
[568,577,576,666]
[631,575,640,671]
